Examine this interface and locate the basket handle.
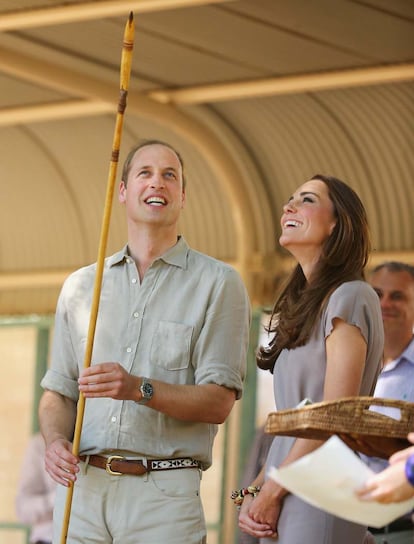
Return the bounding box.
[354,396,413,423]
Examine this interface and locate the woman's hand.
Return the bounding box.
[238,480,283,539]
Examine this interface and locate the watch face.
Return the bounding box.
[141,380,153,400]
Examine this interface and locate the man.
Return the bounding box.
[39,140,251,543]
[366,261,414,543]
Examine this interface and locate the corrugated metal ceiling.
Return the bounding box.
[0,0,413,313]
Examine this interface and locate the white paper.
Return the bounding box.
[268,435,414,528]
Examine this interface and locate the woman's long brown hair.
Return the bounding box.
[257,175,371,372]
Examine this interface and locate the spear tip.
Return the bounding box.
[123,10,135,48]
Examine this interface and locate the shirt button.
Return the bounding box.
[126,257,131,264]
[126,347,132,353]
[133,312,139,318]
[111,416,116,423]
[131,278,137,284]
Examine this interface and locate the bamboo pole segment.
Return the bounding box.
[59,12,135,543]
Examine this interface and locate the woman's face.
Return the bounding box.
[279,179,337,256]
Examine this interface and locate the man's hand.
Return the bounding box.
[78,362,139,401]
[45,437,79,487]
[39,390,78,486]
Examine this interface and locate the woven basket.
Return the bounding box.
[265,397,414,459]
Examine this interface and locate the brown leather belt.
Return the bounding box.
[79,454,201,476]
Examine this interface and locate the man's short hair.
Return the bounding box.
[121,139,186,189]
[372,261,414,280]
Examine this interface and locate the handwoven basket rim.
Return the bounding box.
[265,396,414,438]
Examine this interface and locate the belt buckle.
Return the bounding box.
[105,455,124,475]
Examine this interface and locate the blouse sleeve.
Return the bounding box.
[323,281,379,343]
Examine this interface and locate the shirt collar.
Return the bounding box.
[400,336,414,364]
[107,236,189,270]
[158,236,189,269]
[383,336,414,372]
[107,246,128,267]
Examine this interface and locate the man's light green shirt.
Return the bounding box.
[41,237,251,469]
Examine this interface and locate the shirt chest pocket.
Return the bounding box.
[150,321,193,370]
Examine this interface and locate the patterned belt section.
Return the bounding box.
[149,458,201,470]
[80,455,200,476]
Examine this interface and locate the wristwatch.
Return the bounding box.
[138,377,154,404]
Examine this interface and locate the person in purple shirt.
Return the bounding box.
[358,432,414,503]
[363,261,414,541]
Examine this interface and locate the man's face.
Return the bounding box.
[119,143,185,227]
[370,268,414,335]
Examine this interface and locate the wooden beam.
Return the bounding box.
[149,63,414,105]
[0,99,111,126]
[0,58,412,127]
[0,0,235,30]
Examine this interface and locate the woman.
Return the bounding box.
[238,175,384,543]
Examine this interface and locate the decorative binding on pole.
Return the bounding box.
[118,89,128,113]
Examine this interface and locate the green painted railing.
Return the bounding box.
[0,521,30,543]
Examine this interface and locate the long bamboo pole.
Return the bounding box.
[59,13,135,543]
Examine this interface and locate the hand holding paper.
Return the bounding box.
[268,435,414,528]
[357,433,414,504]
